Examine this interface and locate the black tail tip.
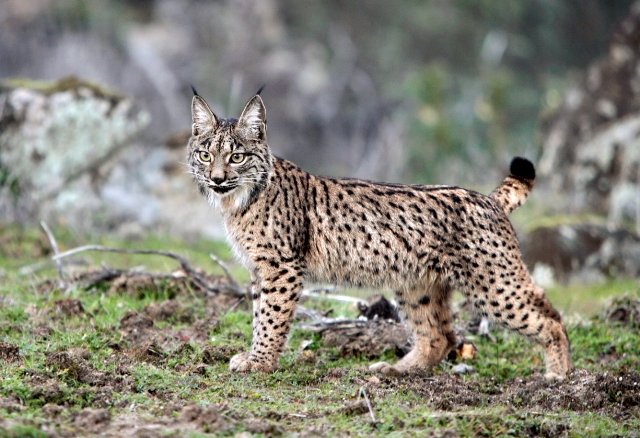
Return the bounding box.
[510,157,536,181]
[190,84,199,96]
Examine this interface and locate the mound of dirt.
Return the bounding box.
[503,369,640,417]
[51,299,85,317]
[0,396,23,414]
[45,351,108,385]
[130,341,166,365]
[602,295,640,327]
[74,408,111,434]
[179,404,233,434]
[322,320,412,359]
[27,377,66,405]
[73,404,236,437]
[202,345,239,364]
[374,368,640,420]
[119,311,154,343]
[144,299,194,323]
[0,341,20,362]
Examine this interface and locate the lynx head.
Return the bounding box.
[187,92,272,209]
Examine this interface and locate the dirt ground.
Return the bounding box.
[1,264,639,437]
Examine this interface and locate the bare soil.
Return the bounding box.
[370,368,640,420]
[322,320,412,359]
[3,270,639,437]
[0,341,20,362]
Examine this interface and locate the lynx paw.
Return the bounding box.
[229,352,276,373]
[369,361,402,376]
[543,371,566,382]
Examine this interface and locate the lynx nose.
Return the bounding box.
[211,176,225,185]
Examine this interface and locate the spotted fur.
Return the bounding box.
[187,93,571,380]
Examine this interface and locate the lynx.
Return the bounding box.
[186,90,571,380]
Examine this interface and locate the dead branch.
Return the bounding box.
[223,296,246,316]
[40,221,66,289]
[302,287,365,304]
[297,318,370,333]
[51,245,245,297]
[209,253,240,292]
[359,386,376,423]
[53,245,192,271]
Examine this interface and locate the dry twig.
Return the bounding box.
[50,244,244,297]
[302,287,364,304]
[209,253,241,292]
[297,318,370,333]
[40,221,66,289]
[359,386,376,423]
[53,245,192,271]
[223,296,246,316]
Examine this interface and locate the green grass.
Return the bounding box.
[1,227,639,436]
[546,279,639,316]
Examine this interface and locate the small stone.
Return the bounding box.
[452,363,475,375]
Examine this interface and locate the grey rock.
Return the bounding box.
[538,4,640,227]
[523,224,640,283]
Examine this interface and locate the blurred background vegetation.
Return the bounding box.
[1,0,640,249]
[0,0,633,183]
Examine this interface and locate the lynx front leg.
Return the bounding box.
[249,271,261,335]
[230,260,304,372]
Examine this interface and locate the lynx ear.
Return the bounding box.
[191,95,218,136]
[236,95,266,141]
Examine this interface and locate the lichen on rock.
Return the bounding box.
[538,6,640,227]
[0,75,150,227]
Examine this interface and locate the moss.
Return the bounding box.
[0,75,123,101]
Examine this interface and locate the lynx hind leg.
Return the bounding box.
[463,261,571,380]
[370,279,456,375]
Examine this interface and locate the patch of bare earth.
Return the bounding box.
[368,368,640,421]
[0,341,20,362]
[39,349,134,409]
[80,404,235,437]
[322,320,412,359]
[602,295,640,328]
[51,298,85,318]
[117,292,242,367]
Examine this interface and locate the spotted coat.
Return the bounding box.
[187,93,571,380]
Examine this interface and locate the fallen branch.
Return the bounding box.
[302,288,365,304]
[209,253,240,292]
[40,221,67,289]
[49,244,245,297]
[223,296,246,315]
[359,386,376,423]
[297,318,370,333]
[53,245,193,272]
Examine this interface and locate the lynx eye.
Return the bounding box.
[198,150,212,162]
[229,153,246,164]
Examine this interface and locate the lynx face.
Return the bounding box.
[187,94,272,208]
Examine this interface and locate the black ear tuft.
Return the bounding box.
[190,84,199,96]
[510,157,536,181]
[255,84,266,96]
